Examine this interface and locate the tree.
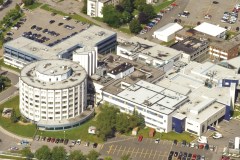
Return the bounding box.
[121,154,131,160]
[96,103,120,140]
[23,0,34,6]
[0,0,3,5]
[115,4,124,12]
[35,145,52,160]
[68,150,86,160]
[51,146,67,160]
[122,11,133,23]
[121,0,134,13]
[102,5,122,28]
[10,109,18,123]
[134,0,146,9]
[138,4,156,23]
[129,18,142,34]
[87,150,100,160]
[138,12,149,24]
[81,0,87,14]
[116,113,130,133]
[21,147,34,160]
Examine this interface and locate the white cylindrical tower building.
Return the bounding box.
[19,59,89,130]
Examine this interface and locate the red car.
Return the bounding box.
[138,135,143,142]
[51,138,55,143]
[192,154,197,160]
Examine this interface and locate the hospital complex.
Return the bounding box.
[3,24,240,136]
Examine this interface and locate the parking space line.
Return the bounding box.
[129,147,135,157]
[153,150,157,159]
[143,149,149,158]
[112,145,118,154]
[100,144,104,150]
[121,146,127,156]
[139,148,145,157]
[135,148,140,157]
[148,149,153,159]
[116,145,122,156]
[107,145,113,154]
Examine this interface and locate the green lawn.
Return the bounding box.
[119,25,132,35]
[153,0,176,13]
[0,96,36,138]
[37,118,103,143]
[0,59,21,73]
[137,128,196,143]
[40,4,94,24]
[24,2,43,10]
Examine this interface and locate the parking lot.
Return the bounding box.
[183,0,240,29]
[100,136,214,160]
[6,8,90,45]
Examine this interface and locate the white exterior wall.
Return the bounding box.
[154,33,174,42]
[73,48,97,76]
[19,78,87,122]
[117,46,138,60]
[235,137,240,149]
[102,92,172,133]
[87,0,104,17]
[4,55,26,69]
[97,2,104,17]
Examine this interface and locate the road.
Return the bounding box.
[0,0,22,20]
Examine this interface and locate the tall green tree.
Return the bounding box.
[86,150,100,160]
[96,103,120,139]
[138,4,156,20]
[121,0,134,13]
[134,0,146,9]
[68,150,86,160]
[129,18,142,34]
[51,146,67,160]
[0,0,4,5]
[116,113,130,133]
[102,5,122,28]
[10,109,18,123]
[35,145,52,160]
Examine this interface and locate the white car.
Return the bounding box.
[76,139,81,145]
[63,16,70,20]
[197,136,208,144]
[213,132,223,139]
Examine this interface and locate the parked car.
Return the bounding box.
[213,1,219,4]
[173,139,178,145]
[76,139,81,145]
[35,135,40,141]
[64,139,69,145]
[85,142,90,147]
[93,143,98,148]
[51,138,55,143]
[138,135,143,142]
[71,140,76,146]
[155,138,160,144]
[213,132,223,139]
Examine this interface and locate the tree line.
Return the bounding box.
[96,103,145,140]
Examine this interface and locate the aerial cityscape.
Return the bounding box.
[0,0,240,160]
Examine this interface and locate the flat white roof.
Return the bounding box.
[194,22,226,37]
[117,80,188,115]
[4,26,116,59]
[154,23,183,36]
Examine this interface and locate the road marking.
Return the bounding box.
[121,146,127,156]
[116,145,122,156]
[153,150,157,159]
[112,145,118,154]
[148,149,153,159]
[143,149,149,158]
[100,144,104,150]
[135,147,140,157]
[104,137,135,145]
[139,148,145,157]
[129,147,135,157]
[107,145,113,154]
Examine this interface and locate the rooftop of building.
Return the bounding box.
[194,22,226,37]
[154,23,183,36]
[108,62,133,75]
[20,59,87,89]
[118,36,183,61]
[170,37,208,55]
[176,97,226,123]
[92,54,165,89]
[4,25,116,59]
[115,80,188,115]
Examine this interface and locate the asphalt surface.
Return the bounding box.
[100,136,215,160]
[137,0,190,42]
[0,0,21,20]
[0,71,19,104]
